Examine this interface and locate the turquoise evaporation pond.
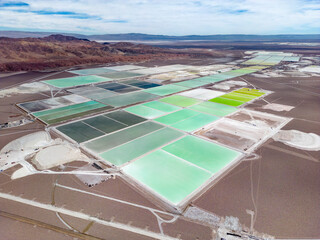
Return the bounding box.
[68,86,117,100]
[122,149,212,205]
[123,135,242,205]
[125,101,181,119]
[99,127,184,166]
[283,56,300,62]
[159,95,200,107]
[84,121,163,153]
[43,75,112,88]
[242,55,271,65]
[154,108,219,132]
[173,79,207,88]
[223,69,255,76]
[188,101,238,117]
[195,74,232,83]
[162,135,242,174]
[69,68,116,75]
[32,101,112,125]
[98,71,143,79]
[98,91,157,107]
[171,113,219,132]
[143,84,189,96]
[260,57,283,65]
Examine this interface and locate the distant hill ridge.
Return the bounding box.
[1,31,320,42]
[0,34,199,72]
[42,34,90,42]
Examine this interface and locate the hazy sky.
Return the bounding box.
[0,0,319,35]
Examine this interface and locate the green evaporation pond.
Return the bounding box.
[33,101,111,124]
[159,95,200,107]
[84,121,162,153]
[143,101,181,113]
[220,93,254,102]
[233,91,263,97]
[143,84,189,96]
[125,105,165,119]
[162,135,242,174]
[43,75,111,88]
[188,101,237,117]
[70,68,116,75]
[98,92,157,107]
[283,56,300,61]
[125,100,181,119]
[227,92,256,100]
[173,79,206,88]
[195,74,231,83]
[122,149,212,205]
[99,127,184,166]
[69,86,116,100]
[33,101,97,117]
[246,66,267,70]
[98,71,143,79]
[43,106,112,124]
[155,109,199,125]
[234,88,265,97]
[57,121,104,143]
[171,113,219,132]
[222,70,246,77]
[209,97,245,107]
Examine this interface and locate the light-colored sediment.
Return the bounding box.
[299,65,320,74]
[262,103,294,112]
[0,131,88,178]
[0,131,52,154]
[273,130,320,151]
[11,165,33,179]
[212,80,247,90]
[0,82,50,98]
[33,144,88,170]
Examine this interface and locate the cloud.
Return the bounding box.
[0,1,29,7]
[29,10,101,20]
[0,0,319,35]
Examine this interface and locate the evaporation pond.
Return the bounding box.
[99,127,184,166]
[159,95,200,107]
[57,121,105,143]
[43,75,111,88]
[33,101,112,125]
[98,92,157,107]
[162,135,242,173]
[143,84,189,96]
[154,109,199,125]
[57,110,146,143]
[122,149,212,205]
[84,121,163,153]
[209,97,245,107]
[188,101,237,117]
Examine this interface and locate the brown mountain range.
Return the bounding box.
[0,34,194,72]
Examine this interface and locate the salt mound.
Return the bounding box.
[34,144,88,170]
[1,131,52,154]
[273,130,320,151]
[11,165,33,180]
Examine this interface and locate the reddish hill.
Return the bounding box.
[0,34,190,72]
